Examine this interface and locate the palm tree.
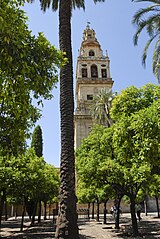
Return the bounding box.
[91,88,115,127]
[29,0,105,238]
[132,0,160,82]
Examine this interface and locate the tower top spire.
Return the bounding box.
[83,24,97,42]
[86,21,91,29]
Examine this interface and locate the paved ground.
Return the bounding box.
[79,213,160,238]
[0,213,160,238]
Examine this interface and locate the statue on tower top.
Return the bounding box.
[86,21,91,29]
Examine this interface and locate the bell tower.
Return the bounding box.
[74,24,114,149]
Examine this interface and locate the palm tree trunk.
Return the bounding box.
[55,0,78,238]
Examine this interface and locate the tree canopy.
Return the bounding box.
[76,84,160,236]
[0,0,65,156]
[31,125,43,157]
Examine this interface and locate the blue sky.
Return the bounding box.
[24,0,157,167]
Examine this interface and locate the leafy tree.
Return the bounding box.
[132,0,160,82]
[31,125,43,158]
[29,0,106,238]
[76,125,116,223]
[110,83,160,121]
[0,155,14,226]
[90,88,115,127]
[76,84,160,236]
[0,0,65,157]
[7,149,59,228]
[30,125,43,223]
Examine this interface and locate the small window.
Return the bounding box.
[87,95,93,100]
[82,68,87,77]
[101,69,107,78]
[91,65,98,78]
[88,126,92,133]
[101,64,106,67]
[89,50,95,56]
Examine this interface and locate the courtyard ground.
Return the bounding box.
[0,213,159,238]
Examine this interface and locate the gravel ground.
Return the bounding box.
[0,213,159,239]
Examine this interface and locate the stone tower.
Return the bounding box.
[74,24,114,149]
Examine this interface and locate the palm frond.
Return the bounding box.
[93,0,105,3]
[39,0,52,12]
[133,0,160,4]
[132,5,160,25]
[133,20,148,45]
[133,14,160,45]
[72,0,85,10]
[133,0,160,83]
[142,34,157,66]
[90,89,114,127]
[153,38,160,74]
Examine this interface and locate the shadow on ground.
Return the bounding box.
[1,220,55,239]
[1,215,160,239]
[113,219,160,238]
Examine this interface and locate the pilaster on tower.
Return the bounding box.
[74,25,114,149]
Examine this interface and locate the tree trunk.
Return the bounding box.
[4,189,7,221]
[44,201,47,220]
[48,203,51,219]
[15,205,18,219]
[55,0,78,238]
[96,199,100,222]
[0,193,4,229]
[144,196,148,216]
[38,200,41,223]
[87,202,90,221]
[130,195,139,237]
[31,201,37,225]
[20,203,25,232]
[4,201,7,221]
[11,205,14,217]
[155,196,160,218]
[103,199,108,224]
[91,202,95,219]
[115,196,122,229]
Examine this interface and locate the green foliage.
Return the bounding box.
[41,163,60,203]
[0,0,66,156]
[76,125,116,202]
[111,84,160,121]
[76,84,160,203]
[31,125,43,157]
[0,148,60,205]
